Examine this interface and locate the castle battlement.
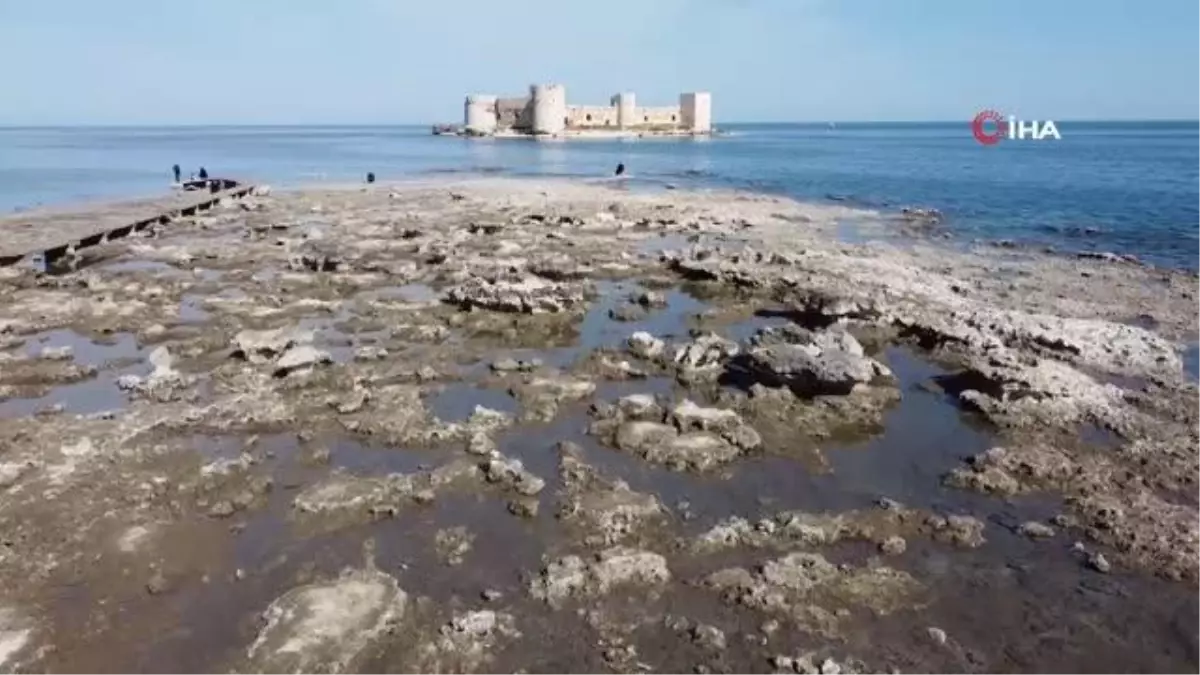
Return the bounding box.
[454,84,712,138]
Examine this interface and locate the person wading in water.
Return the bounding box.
[172,164,181,183]
[614,163,626,177]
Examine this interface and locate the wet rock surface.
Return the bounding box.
[529,546,672,608]
[738,326,893,396]
[244,565,407,673]
[555,441,666,546]
[0,178,1194,673]
[588,395,762,471]
[702,551,923,635]
[444,275,587,314]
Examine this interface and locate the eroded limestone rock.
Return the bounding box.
[289,240,343,273]
[481,456,546,496]
[293,460,481,522]
[739,326,892,397]
[896,307,1182,380]
[529,546,671,608]
[1071,489,1196,581]
[245,567,406,673]
[922,514,987,548]
[693,503,988,553]
[444,275,586,314]
[509,372,596,421]
[274,345,332,377]
[673,332,739,372]
[590,395,760,471]
[703,552,921,635]
[116,345,192,401]
[556,441,665,546]
[338,385,506,447]
[0,607,32,673]
[627,331,666,360]
[232,326,314,364]
[412,610,521,673]
[434,526,475,566]
[721,381,900,450]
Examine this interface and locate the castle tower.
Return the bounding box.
[530,84,566,135]
[464,95,498,134]
[611,92,636,129]
[679,92,712,133]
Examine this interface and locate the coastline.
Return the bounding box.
[0,176,1195,672]
[483,128,718,140]
[4,122,1196,271]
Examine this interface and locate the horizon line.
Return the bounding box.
[0,118,1197,129]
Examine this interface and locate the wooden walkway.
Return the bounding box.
[0,179,255,266]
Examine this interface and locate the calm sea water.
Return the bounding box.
[0,122,1196,269]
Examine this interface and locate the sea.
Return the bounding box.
[0,122,1196,270]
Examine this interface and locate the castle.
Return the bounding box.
[460,84,712,137]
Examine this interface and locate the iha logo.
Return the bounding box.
[971,110,1061,145]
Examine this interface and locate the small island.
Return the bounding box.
[434,83,713,138]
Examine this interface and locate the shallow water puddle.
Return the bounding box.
[634,232,695,255]
[426,382,521,423]
[0,375,131,419]
[23,329,140,368]
[492,376,678,486]
[325,436,446,475]
[1184,341,1198,382]
[178,294,212,323]
[193,433,277,462]
[455,281,708,378]
[725,310,792,342]
[370,283,440,303]
[879,529,1200,673]
[292,309,362,364]
[2,330,148,418]
[835,217,874,245]
[825,347,994,509]
[576,281,705,353]
[483,287,1005,526]
[97,259,188,278]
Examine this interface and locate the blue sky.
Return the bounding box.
[1,0,1196,124]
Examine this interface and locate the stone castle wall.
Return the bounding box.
[565,105,618,128]
[495,97,532,131]
[463,84,711,135]
[632,105,681,127]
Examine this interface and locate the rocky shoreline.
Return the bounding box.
[0,177,1195,672]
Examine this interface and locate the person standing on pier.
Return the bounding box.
[198,167,209,180]
[172,164,181,183]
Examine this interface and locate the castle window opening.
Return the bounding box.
[644,115,649,122]
[671,114,676,122]
[564,116,569,126]
[586,114,592,122]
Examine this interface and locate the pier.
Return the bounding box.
[0,179,254,268]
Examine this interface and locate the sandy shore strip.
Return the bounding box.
[0,177,1195,673]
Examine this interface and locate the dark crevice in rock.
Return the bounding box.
[931,370,1008,401]
[753,307,838,330]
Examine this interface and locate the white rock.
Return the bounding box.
[274,345,331,376]
[246,568,407,673]
[0,608,32,672]
[627,331,665,359]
